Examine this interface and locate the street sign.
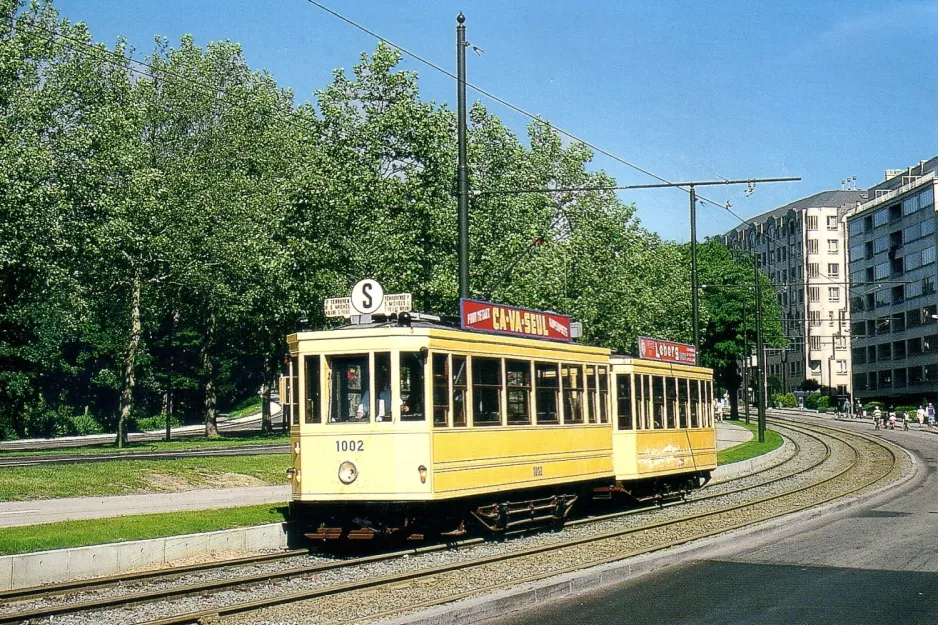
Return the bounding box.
[324,280,412,318]
[638,336,697,366]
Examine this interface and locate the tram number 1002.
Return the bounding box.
[532,465,544,477]
[336,440,364,452]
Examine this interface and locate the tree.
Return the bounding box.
[694,240,785,419]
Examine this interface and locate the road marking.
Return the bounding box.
[0,509,41,516]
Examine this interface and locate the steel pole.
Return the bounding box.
[690,185,699,350]
[456,13,470,301]
[754,252,766,443]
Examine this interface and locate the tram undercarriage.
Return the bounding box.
[291,471,711,542]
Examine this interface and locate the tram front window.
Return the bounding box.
[399,351,425,421]
[473,357,502,426]
[328,355,371,423]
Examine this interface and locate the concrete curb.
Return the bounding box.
[710,432,791,482]
[380,436,920,625]
[0,522,288,591]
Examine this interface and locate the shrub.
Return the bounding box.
[135,413,182,432]
[816,395,830,410]
[895,405,917,417]
[69,412,104,436]
[773,392,798,408]
[863,401,884,413]
[817,406,828,414]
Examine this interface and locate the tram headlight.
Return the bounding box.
[418,465,427,484]
[338,461,358,485]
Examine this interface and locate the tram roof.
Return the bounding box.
[288,316,610,356]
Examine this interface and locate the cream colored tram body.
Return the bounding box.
[285,317,614,539]
[607,356,716,501]
[285,317,716,540]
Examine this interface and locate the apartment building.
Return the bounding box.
[723,190,867,398]
[843,157,938,403]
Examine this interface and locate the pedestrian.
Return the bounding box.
[856,399,863,419]
[902,410,909,431]
[928,403,936,430]
[916,405,926,429]
[887,407,896,431]
[873,405,882,430]
[798,396,804,413]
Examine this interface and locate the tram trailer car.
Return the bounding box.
[284,317,716,541]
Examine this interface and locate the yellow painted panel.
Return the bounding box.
[432,426,611,465]
[293,431,433,502]
[434,455,611,497]
[613,428,717,479]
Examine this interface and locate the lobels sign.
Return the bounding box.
[638,336,697,366]
[460,299,571,342]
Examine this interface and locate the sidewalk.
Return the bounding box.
[716,420,753,451]
[0,485,291,529]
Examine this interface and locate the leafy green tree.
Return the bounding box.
[694,240,785,418]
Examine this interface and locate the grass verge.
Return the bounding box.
[718,419,784,465]
[0,432,290,458]
[0,455,289,501]
[0,503,289,555]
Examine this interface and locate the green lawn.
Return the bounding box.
[0,431,290,458]
[718,420,784,465]
[0,455,289,501]
[0,503,289,555]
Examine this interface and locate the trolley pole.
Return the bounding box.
[753,251,766,443]
[456,13,470,300]
[690,185,699,350]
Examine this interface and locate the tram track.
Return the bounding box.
[2,418,908,625]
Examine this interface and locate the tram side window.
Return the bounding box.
[705,381,713,427]
[690,379,700,427]
[288,357,299,426]
[664,377,676,429]
[617,374,633,430]
[399,352,426,421]
[644,375,654,429]
[452,356,468,427]
[328,355,370,423]
[585,365,597,423]
[652,376,665,429]
[432,353,449,427]
[598,366,609,423]
[635,374,646,430]
[473,357,502,426]
[304,355,321,424]
[374,352,392,423]
[677,378,689,428]
[562,364,584,424]
[506,360,532,425]
[535,362,560,424]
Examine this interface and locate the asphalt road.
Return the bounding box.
[492,417,938,625]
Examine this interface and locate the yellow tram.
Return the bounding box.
[283,295,716,541]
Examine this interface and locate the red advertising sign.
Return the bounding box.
[460,299,572,342]
[638,336,697,366]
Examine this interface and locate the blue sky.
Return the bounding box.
[52,0,938,241]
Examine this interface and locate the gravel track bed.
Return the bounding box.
[22,422,904,625]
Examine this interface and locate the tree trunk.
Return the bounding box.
[165,309,178,441]
[203,310,219,438]
[261,359,273,434]
[117,273,142,448]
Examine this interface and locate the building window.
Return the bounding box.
[873,209,888,228]
[921,187,935,208]
[922,246,936,266]
[827,239,838,253]
[923,219,936,237]
[835,336,847,349]
[902,194,920,216]
[924,276,936,296]
[837,360,847,373]
[807,239,819,254]
[848,219,864,236]
[827,215,838,230]
[808,287,820,302]
[809,311,821,327]
[808,263,819,278]
[874,262,889,280]
[827,263,839,277]
[828,287,840,302]
[806,216,818,230]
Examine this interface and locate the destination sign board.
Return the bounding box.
[460,299,571,342]
[637,336,697,366]
[324,279,412,318]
